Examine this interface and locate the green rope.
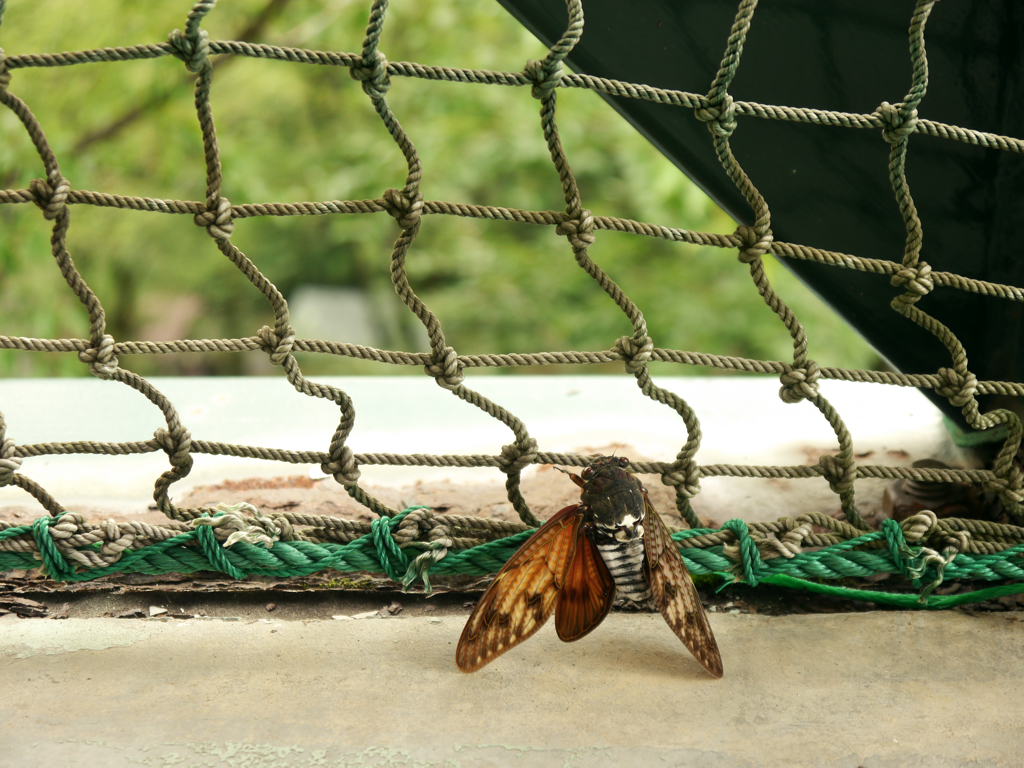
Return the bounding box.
[31,517,75,580]
[369,508,414,582]
[674,521,1024,585]
[882,518,929,581]
[195,522,246,580]
[2,511,1022,609]
[762,573,1024,610]
[721,519,762,586]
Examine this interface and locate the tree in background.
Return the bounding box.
[0,0,878,377]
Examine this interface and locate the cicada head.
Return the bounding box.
[579,456,646,543]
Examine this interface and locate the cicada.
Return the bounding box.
[456,455,723,677]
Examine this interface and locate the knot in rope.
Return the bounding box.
[193,196,235,239]
[50,511,85,540]
[818,454,856,494]
[424,345,464,389]
[523,59,563,100]
[381,187,423,230]
[167,27,210,73]
[941,529,972,561]
[394,506,453,593]
[0,49,10,91]
[350,50,391,98]
[322,445,361,485]
[29,176,70,220]
[497,438,538,475]
[660,461,701,498]
[152,426,192,468]
[779,360,820,404]
[695,93,737,139]
[901,513,973,578]
[883,517,963,601]
[370,512,411,583]
[193,522,246,579]
[877,101,918,144]
[882,518,924,580]
[984,460,1024,505]
[99,518,135,559]
[890,261,933,300]
[77,334,118,377]
[256,325,295,367]
[191,502,281,549]
[32,516,76,580]
[770,520,813,560]
[273,514,299,542]
[734,224,773,264]
[901,510,939,545]
[935,367,977,408]
[722,519,762,586]
[0,438,22,484]
[614,334,653,373]
[391,506,436,545]
[554,209,596,251]
[152,428,176,454]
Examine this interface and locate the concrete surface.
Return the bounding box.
[2,610,1023,767]
[2,375,1016,766]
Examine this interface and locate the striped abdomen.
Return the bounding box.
[595,535,653,605]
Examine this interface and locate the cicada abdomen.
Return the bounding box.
[456,455,723,678]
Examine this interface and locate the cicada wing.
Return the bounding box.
[555,525,616,642]
[456,505,583,672]
[643,495,724,678]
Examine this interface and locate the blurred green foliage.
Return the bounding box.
[0,0,879,378]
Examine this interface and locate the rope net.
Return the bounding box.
[1,0,1023,607]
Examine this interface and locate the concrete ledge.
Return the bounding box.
[2,611,1022,767]
[0,375,972,523]
[2,376,1012,766]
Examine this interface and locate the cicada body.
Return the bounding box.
[456,456,723,677]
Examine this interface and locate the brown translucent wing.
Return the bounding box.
[554,526,616,642]
[643,494,724,678]
[456,505,583,672]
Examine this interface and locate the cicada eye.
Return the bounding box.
[616,457,629,468]
[581,466,594,479]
